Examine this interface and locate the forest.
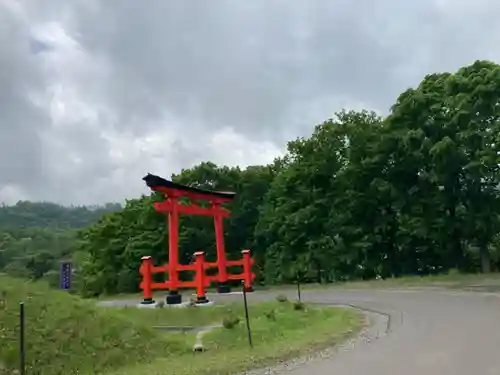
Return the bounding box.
[0,202,120,283]
[3,60,500,297]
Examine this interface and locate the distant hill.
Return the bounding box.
[0,201,123,281]
[0,201,122,230]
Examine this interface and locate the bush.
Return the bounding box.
[276,294,288,303]
[222,315,240,329]
[264,309,276,321]
[292,301,305,311]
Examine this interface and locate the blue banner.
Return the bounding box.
[60,261,72,290]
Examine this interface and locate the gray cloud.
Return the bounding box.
[1,0,500,204]
[0,6,47,187]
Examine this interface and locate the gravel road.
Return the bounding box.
[99,288,500,374]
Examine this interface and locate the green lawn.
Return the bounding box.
[108,299,362,375]
[0,276,362,375]
[116,302,248,328]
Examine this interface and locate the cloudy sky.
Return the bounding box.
[0,0,499,205]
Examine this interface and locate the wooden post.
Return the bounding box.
[140,256,155,304]
[194,251,209,304]
[242,281,253,348]
[213,202,230,293]
[168,197,180,290]
[166,197,182,304]
[242,250,254,292]
[19,302,25,375]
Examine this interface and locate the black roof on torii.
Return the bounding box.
[142,173,236,200]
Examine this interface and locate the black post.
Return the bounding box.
[297,280,301,302]
[242,281,253,348]
[19,302,25,375]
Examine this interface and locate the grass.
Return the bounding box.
[259,271,500,293]
[315,271,500,290]
[108,299,362,375]
[0,276,187,375]
[0,276,362,375]
[115,301,259,328]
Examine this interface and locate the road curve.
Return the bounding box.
[100,288,500,374]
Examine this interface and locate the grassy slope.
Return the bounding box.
[0,276,186,375]
[0,277,362,375]
[110,300,362,375]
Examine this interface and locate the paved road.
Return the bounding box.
[100,288,500,374]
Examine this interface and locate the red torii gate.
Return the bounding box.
[142,173,251,305]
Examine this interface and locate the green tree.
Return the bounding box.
[387,60,500,272]
[255,110,383,283]
[45,60,500,295]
